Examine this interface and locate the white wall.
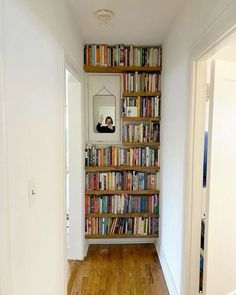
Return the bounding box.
[2,0,84,294]
[160,1,236,294]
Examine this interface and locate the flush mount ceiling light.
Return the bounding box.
[95,9,114,25]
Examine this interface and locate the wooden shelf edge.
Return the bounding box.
[122,91,161,97]
[85,213,159,218]
[85,234,159,239]
[122,117,161,121]
[85,165,160,172]
[84,65,161,73]
[122,142,160,147]
[85,190,160,195]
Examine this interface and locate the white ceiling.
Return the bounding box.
[67,0,185,45]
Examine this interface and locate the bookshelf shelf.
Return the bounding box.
[85,165,160,172]
[122,117,161,122]
[123,91,161,97]
[85,190,160,195]
[122,142,160,147]
[85,234,159,239]
[84,65,161,73]
[85,213,159,218]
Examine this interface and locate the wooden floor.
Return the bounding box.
[70,244,169,295]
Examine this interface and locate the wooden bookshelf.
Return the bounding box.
[85,213,159,218]
[123,91,161,97]
[85,165,160,172]
[85,234,159,239]
[122,117,161,122]
[122,142,160,147]
[84,44,161,240]
[85,190,160,195]
[84,65,161,73]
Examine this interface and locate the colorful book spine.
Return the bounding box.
[85,171,159,191]
[122,122,160,143]
[84,45,162,67]
[123,72,160,92]
[85,194,159,214]
[85,146,159,167]
[122,96,160,117]
[85,217,159,235]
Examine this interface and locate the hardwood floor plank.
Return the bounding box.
[70,244,169,295]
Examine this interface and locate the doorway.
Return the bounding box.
[65,67,85,291]
[187,29,236,295]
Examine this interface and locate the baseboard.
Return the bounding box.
[84,240,89,257]
[87,238,158,244]
[155,242,179,295]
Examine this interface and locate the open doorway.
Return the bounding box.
[188,29,236,295]
[65,67,85,293]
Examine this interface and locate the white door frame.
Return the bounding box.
[0,1,12,292]
[62,54,86,288]
[182,5,236,295]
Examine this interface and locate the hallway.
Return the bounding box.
[70,244,169,295]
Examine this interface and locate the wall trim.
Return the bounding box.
[156,242,178,295]
[84,242,89,257]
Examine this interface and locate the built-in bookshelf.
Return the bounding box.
[84,44,161,239]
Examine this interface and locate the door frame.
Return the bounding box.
[62,54,85,291]
[182,6,236,295]
[0,2,12,292]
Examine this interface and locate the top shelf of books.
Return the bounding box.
[84,44,162,72]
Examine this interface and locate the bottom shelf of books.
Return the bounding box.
[85,216,159,238]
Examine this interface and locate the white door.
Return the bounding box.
[204,60,236,295]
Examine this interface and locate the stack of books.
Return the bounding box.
[85,216,159,235]
[85,145,159,167]
[85,171,159,191]
[123,72,160,92]
[122,122,160,143]
[85,194,159,214]
[122,96,160,117]
[84,44,162,67]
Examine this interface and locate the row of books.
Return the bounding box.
[122,122,160,143]
[85,146,159,167]
[85,217,159,235]
[84,44,162,67]
[85,171,159,191]
[123,72,160,93]
[122,96,160,118]
[85,194,159,214]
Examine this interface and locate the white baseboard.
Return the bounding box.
[155,242,179,295]
[84,240,89,257]
[87,238,157,244]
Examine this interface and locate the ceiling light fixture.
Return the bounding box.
[95,9,114,25]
